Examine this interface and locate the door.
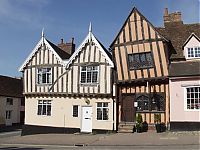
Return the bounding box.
[20,111,25,124]
[81,106,92,132]
[121,95,136,122]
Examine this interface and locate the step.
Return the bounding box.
[118,129,133,133]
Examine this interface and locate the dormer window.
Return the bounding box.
[187,47,200,58]
[80,66,99,84]
[37,68,52,85]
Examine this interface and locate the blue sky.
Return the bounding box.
[0,0,199,77]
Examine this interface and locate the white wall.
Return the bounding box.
[25,96,116,131]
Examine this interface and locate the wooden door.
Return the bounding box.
[121,95,135,122]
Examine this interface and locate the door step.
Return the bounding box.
[118,122,135,133]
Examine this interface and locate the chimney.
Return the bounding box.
[58,38,75,55]
[163,8,183,26]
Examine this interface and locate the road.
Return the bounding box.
[0,144,199,150]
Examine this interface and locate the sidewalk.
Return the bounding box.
[0,131,199,146]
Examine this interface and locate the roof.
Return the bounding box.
[169,61,200,77]
[157,23,200,60]
[110,7,168,48]
[66,24,114,68]
[0,75,23,98]
[46,40,71,59]
[19,35,69,72]
[182,32,200,48]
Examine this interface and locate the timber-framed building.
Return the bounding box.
[110,7,170,131]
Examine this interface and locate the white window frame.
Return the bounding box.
[6,110,12,119]
[186,47,200,59]
[80,66,99,84]
[96,102,109,121]
[184,86,200,111]
[37,67,52,85]
[37,100,52,116]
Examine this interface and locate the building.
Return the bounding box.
[0,75,24,127]
[19,24,116,135]
[157,8,200,131]
[110,7,170,132]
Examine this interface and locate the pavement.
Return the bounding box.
[0,130,199,149]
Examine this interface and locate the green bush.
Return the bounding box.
[136,113,143,124]
[154,113,161,124]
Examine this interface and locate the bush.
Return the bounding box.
[136,113,143,124]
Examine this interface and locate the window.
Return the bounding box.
[186,87,200,110]
[136,94,165,112]
[97,102,109,120]
[80,66,98,84]
[21,98,25,106]
[128,52,153,69]
[37,100,52,116]
[37,68,52,84]
[137,95,149,111]
[73,105,78,117]
[151,95,165,111]
[187,47,200,58]
[6,98,13,105]
[6,110,12,119]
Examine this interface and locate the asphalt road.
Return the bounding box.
[0,144,199,150]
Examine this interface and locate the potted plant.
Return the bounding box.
[142,121,148,132]
[136,113,143,133]
[154,113,166,133]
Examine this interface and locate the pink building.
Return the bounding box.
[158,9,200,130]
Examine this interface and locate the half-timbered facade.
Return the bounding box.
[19,25,116,135]
[110,7,170,131]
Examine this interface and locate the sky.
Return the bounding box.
[0,0,199,77]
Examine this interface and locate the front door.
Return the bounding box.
[81,106,92,132]
[121,95,135,122]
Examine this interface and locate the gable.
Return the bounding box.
[183,33,200,48]
[66,30,114,68]
[110,7,167,48]
[111,7,169,82]
[19,37,67,72]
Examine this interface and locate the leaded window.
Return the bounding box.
[37,68,52,84]
[137,95,149,111]
[37,100,51,116]
[97,102,109,120]
[128,52,153,69]
[151,95,165,111]
[6,98,13,105]
[136,94,165,112]
[186,87,200,110]
[80,66,98,84]
[73,105,78,117]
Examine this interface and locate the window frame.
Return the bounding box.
[6,98,13,105]
[186,47,200,59]
[72,105,79,117]
[128,52,154,70]
[80,66,99,84]
[37,100,52,116]
[6,110,12,119]
[36,67,52,85]
[96,102,109,120]
[184,86,200,111]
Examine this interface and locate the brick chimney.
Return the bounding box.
[58,38,75,55]
[163,8,183,26]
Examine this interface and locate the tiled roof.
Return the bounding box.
[46,40,71,60]
[169,61,200,77]
[0,75,23,98]
[157,22,200,60]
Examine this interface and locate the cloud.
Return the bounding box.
[0,0,51,28]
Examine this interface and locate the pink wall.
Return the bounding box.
[170,77,200,122]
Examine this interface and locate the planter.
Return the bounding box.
[136,126,142,133]
[142,121,148,132]
[155,123,166,133]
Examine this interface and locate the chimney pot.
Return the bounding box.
[61,38,64,44]
[164,8,168,16]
